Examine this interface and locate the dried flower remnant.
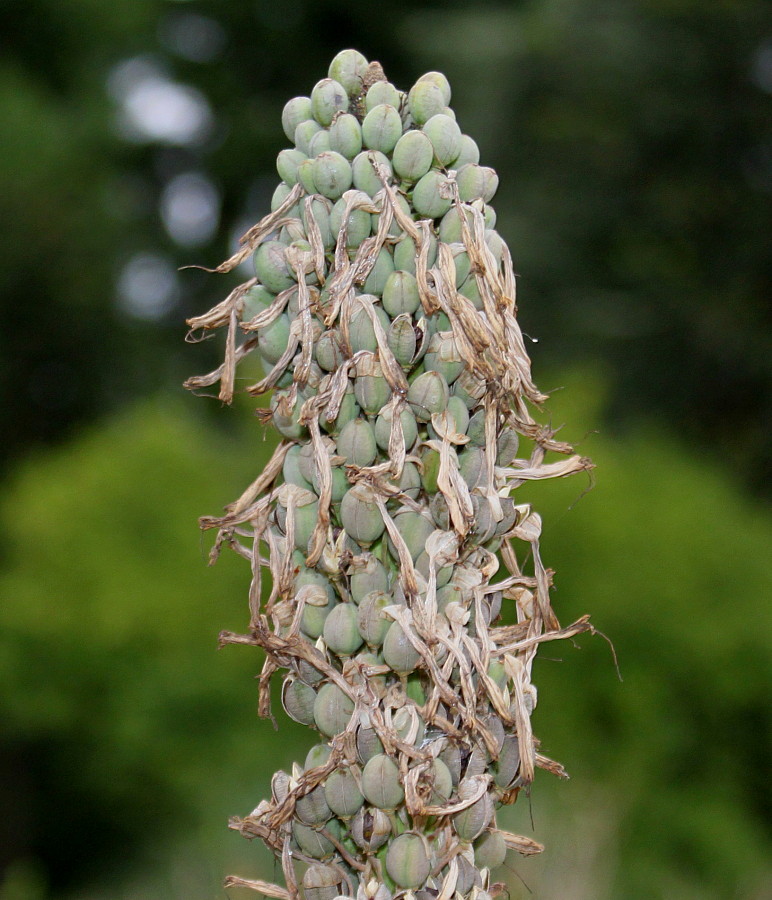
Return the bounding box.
[186,48,595,900]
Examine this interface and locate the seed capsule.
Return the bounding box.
[340,484,386,544]
[300,197,334,250]
[392,231,438,274]
[316,330,345,372]
[329,200,371,249]
[254,240,294,293]
[292,821,336,860]
[453,133,481,168]
[257,313,291,364]
[323,602,363,656]
[374,404,418,452]
[351,150,392,197]
[453,368,486,409]
[411,170,453,219]
[327,113,363,160]
[305,742,333,770]
[408,370,450,421]
[456,164,499,203]
[385,832,431,889]
[349,554,389,603]
[458,446,484,488]
[308,129,331,156]
[387,315,419,368]
[325,767,365,819]
[361,753,404,809]
[356,726,385,763]
[452,784,493,842]
[277,148,308,186]
[313,682,355,737]
[497,426,520,466]
[282,677,317,726]
[282,96,313,142]
[337,417,377,467]
[272,769,291,804]
[459,273,484,310]
[295,119,323,155]
[382,621,421,674]
[485,229,505,265]
[283,444,313,490]
[312,464,348,503]
[311,78,349,126]
[348,300,389,354]
[424,333,464,385]
[297,157,318,193]
[382,270,421,317]
[302,863,344,900]
[416,71,451,105]
[371,192,411,237]
[407,81,445,126]
[473,829,507,870]
[362,247,395,296]
[313,151,353,200]
[415,551,453,588]
[422,114,462,166]
[365,80,402,112]
[296,783,332,826]
[351,805,391,851]
[300,594,336,640]
[465,409,486,445]
[353,354,392,414]
[270,182,295,216]
[328,48,369,97]
[391,130,433,182]
[271,392,308,440]
[356,590,392,646]
[389,510,434,562]
[493,735,521,788]
[362,104,402,154]
[438,742,462,787]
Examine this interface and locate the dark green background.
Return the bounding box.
[0,1,769,898]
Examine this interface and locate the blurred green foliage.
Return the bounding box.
[0,379,769,899]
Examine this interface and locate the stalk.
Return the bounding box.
[185,49,594,900]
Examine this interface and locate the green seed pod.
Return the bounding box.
[308,129,332,157]
[415,551,453,588]
[453,784,494,842]
[437,207,470,243]
[362,247,395,296]
[429,757,454,803]
[283,445,312,490]
[356,590,392,647]
[393,706,425,745]
[392,231,438,274]
[430,491,450,530]
[465,409,486,445]
[277,148,308,185]
[458,446,484,489]
[374,404,418,452]
[337,417,378,467]
[452,855,482,896]
[365,80,402,112]
[254,240,294,293]
[497,427,520,466]
[382,621,421,674]
[416,71,451,105]
[300,197,334,251]
[456,164,499,203]
[453,133,481,167]
[356,726,385,764]
[351,806,391,851]
[470,494,497,543]
[272,769,291,804]
[296,783,332,826]
[389,510,434,562]
[452,249,472,287]
[424,333,465,385]
[302,863,344,900]
[300,594,337,640]
[361,754,404,810]
[316,330,345,371]
[313,682,355,738]
[493,735,521,789]
[348,299,389,354]
[473,829,507,870]
[271,392,308,440]
[353,354,392,414]
[351,150,392,197]
[328,112,363,160]
[297,157,318,193]
[340,484,386,544]
[438,742,462,787]
[453,368,486,409]
[397,461,421,499]
[495,497,518,537]
[445,395,471,434]
[305,742,333,770]
[271,182,298,216]
[484,228,505,265]
[311,78,349,126]
[313,151,353,200]
[408,370,450,421]
[295,119,323,155]
[295,565,336,603]
[323,602,364,656]
[312,464,348,503]
[329,199,371,249]
[282,677,317,726]
[407,81,445,126]
[280,490,319,551]
[349,553,389,603]
[411,170,453,219]
[321,386,360,435]
[328,48,369,97]
[385,832,431,889]
[362,104,403,154]
[459,272,484,310]
[382,270,421,317]
[257,313,291,365]
[355,649,388,697]
[422,114,462,167]
[282,96,313,142]
[387,315,419,368]
[325,767,365,819]
[292,821,336,860]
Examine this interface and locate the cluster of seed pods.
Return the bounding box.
[186,49,593,900]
